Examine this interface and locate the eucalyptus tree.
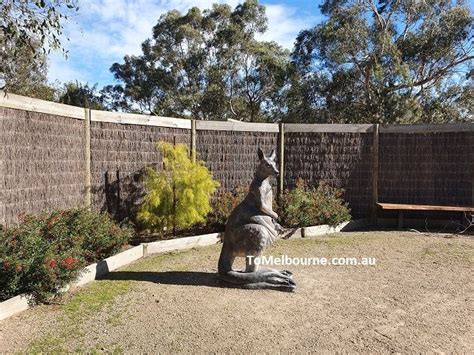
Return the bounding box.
[106,0,289,122]
[0,0,78,97]
[59,81,105,109]
[288,0,473,123]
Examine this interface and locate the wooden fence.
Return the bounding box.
[1,92,473,226]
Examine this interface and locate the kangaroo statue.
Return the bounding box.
[218,147,296,291]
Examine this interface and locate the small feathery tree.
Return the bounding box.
[137,142,219,234]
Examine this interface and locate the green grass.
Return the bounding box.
[26,280,132,353]
[28,334,66,353]
[64,280,131,320]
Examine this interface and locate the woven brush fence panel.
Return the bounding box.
[379,132,474,206]
[1,107,85,226]
[196,130,278,194]
[3,104,472,227]
[284,132,374,217]
[90,121,190,220]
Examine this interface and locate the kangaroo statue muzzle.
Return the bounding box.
[217,147,296,291]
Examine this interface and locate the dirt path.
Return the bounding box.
[0,232,472,353]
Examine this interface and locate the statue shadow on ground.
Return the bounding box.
[99,271,223,288]
[98,270,275,290]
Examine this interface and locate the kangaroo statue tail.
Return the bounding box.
[218,241,296,291]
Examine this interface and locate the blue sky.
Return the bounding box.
[47,0,324,88]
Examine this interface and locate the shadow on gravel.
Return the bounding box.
[99,271,297,291]
[99,271,221,288]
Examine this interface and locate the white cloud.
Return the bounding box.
[258,4,319,50]
[69,0,241,58]
[47,1,318,86]
[48,52,88,84]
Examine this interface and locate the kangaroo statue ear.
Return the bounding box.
[269,149,276,161]
[257,147,264,160]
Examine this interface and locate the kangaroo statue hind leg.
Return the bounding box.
[217,147,296,292]
[218,223,296,291]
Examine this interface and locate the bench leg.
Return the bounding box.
[398,210,404,230]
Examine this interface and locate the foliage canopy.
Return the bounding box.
[0,0,78,96]
[105,0,289,122]
[58,81,105,109]
[287,0,473,123]
[2,0,472,123]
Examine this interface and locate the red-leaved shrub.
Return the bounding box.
[0,209,133,303]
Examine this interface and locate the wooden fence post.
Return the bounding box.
[191,119,196,162]
[372,123,379,224]
[471,174,474,207]
[84,108,92,208]
[278,122,285,199]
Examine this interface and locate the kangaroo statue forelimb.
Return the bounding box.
[217,147,296,291]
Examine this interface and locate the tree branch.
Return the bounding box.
[367,0,385,29]
[386,56,474,92]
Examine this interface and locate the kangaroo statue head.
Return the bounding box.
[256,147,279,179]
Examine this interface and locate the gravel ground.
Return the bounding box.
[0,231,472,353]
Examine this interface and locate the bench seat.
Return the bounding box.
[376,203,474,229]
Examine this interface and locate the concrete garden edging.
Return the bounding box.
[284,219,371,239]
[0,220,370,321]
[73,245,145,288]
[0,294,30,321]
[143,233,221,255]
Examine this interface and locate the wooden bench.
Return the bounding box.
[376,203,474,229]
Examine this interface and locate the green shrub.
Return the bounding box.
[66,209,133,263]
[207,186,248,229]
[279,179,351,227]
[137,142,219,234]
[0,209,133,303]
